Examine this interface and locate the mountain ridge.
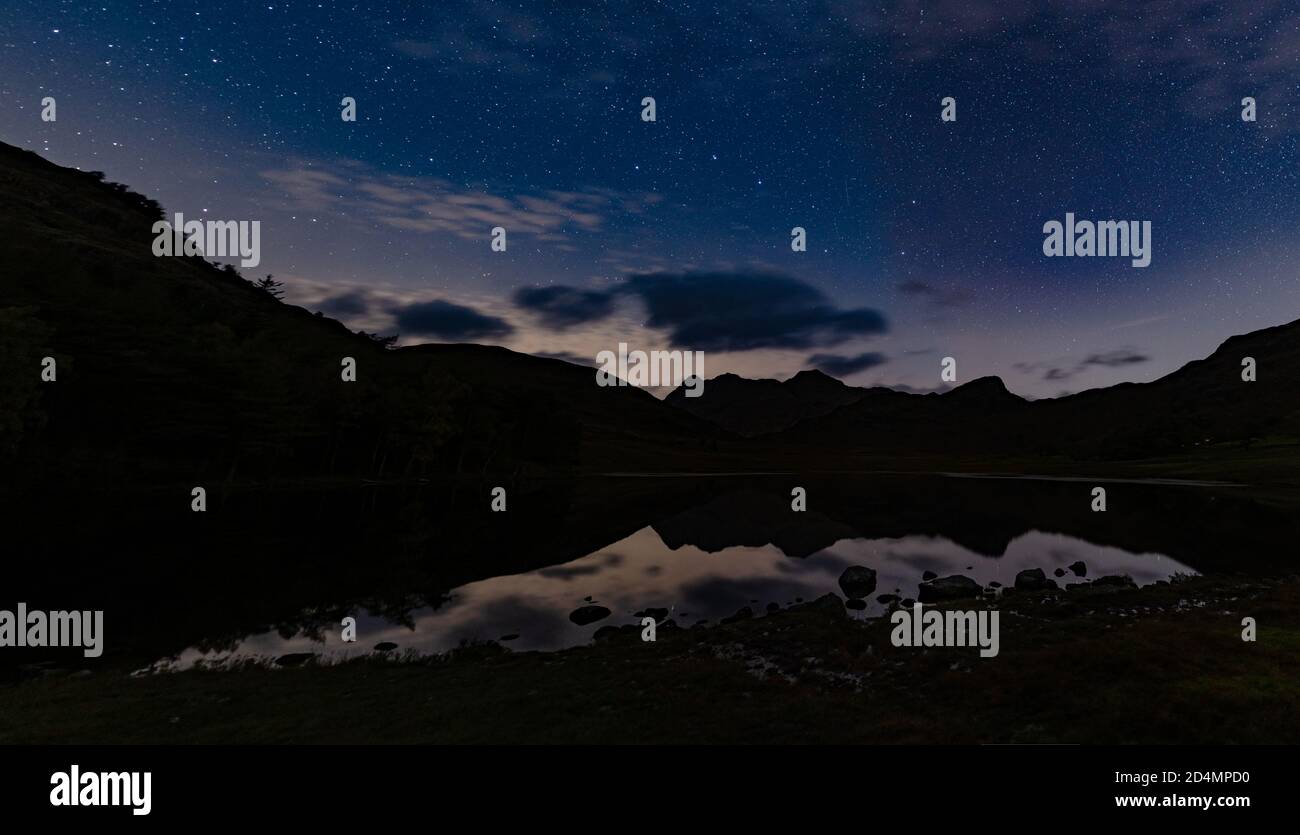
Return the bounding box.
[3,139,1298,484]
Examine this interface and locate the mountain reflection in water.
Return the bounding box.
[158,482,1202,667]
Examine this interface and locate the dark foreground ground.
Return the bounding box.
[2,573,1298,744]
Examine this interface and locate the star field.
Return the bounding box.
[3,0,1299,397]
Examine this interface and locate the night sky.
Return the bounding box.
[4,0,1300,397]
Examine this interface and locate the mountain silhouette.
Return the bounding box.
[664,367,865,435]
[665,332,1299,467]
[3,140,1298,486]
[0,142,718,485]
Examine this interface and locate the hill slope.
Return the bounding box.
[0,142,719,485]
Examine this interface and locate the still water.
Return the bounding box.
[158,508,1194,667]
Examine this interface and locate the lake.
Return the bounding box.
[133,473,1287,669]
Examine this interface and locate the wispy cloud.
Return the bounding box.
[262,161,661,242]
[897,279,975,309]
[1015,346,1151,382]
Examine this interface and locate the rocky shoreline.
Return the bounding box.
[3,571,1297,743]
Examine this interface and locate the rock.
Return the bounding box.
[1069,561,1088,577]
[634,607,670,620]
[766,602,780,613]
[275,652,316,667]
[901,598,916,608]
[922,570,938,581]
[877,593,900,604]
[918,575,982,602]
[498,634,519,642]
[373,642,398,652]
[838,566,878,598]
[568,605,612,626]
[1054,568,1066,577]
[720,606,753,625]
[1014,568,1058,591]
[845,598,867,611]
[1092,575,1137,589]
[799,593,846,619]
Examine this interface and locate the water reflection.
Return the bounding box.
[160,522,1193,668]
[6,472,1275,672]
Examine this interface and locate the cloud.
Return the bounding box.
[263,163,658,242]
[1082,349,1150,368]
[807,351,889,377]
[318,290,371,317]
[897,279,975,309]
[505,270,888,351]
[1016,347,1151,382]
[867,0,1300,131]
[514,286,615,329]
[389,299,515,341]
[619,271,889,351]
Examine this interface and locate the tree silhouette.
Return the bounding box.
[357,330,398,349]
[255,274,285,299]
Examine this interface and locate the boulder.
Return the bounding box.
[1015,568,1058,591]
[838,566,878,598]
[918,575,981,602]
[720,606,754,625]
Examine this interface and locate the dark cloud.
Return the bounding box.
[897,279,975,309]
[507,271,889,351]
[1082,349,1150,368]
[514,285,615,329]
[318,290,370,317]
[620,271,888,351]
[390,299,514,341]
[807,351,889,377]
[1043,366,1074,381]
[1017,347,1151,382]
